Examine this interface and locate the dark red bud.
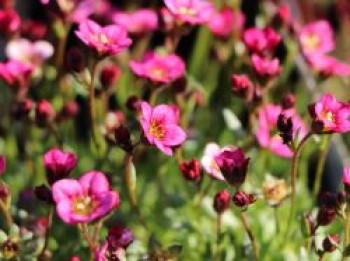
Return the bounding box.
[126,95,141,112]
[317,207,337,226]
[179,159,202,182]
[115,125,133,152]
[213,190,231,214]
[100,65,121,90]
[281,93,296,109]
[232,191,256,208]
[34,184,54,204]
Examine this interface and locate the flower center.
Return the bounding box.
[321,110,334,122]
[92,33,110,45]
[149,67,167,81]
[303,34,320,50]
[149,120,165,140]
[179,6,197,16]
[73,196,96,216]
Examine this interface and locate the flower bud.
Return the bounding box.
[44,148,78,185]
[115,125,133,152]
[232,191,256,208]
[179,159,202,182]
[317,207,337,226]
[107,226,134,250]
[213,190,230,214]
[58,101,79,121]
[281,93,296,109]
[231,74,253,99]
[126,95,141,112]
[100,65,121,90]
[214,148,249,187]
[0,156,6,176]
[66,47,85,73]
[34,184,54,204]
[35,100,56,127]
[12,99,33,120]
[0,9,20,36]
[277,113,293,144]
[322,234,339,252]
[20,19,47,40]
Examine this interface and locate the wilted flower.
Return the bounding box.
[163,0,214,25]
[256,104,307,158]
[317,207,337,227]
[243,27,281,54]
[179,159,202,182]
[262,176,288,206]
[308,93,350,133]
[34,184,54,204]
[52,171,119,224]
[299,20,335,55]
[0,9,20,36]
[277,113,294,144]
[75,19,132,57]
[130,52,185,84]
[140,102,186,156]
[232,191,256,208]
[112,9,158,35]
[214,148,249,187]
[44,148,78,185]
[213,190,230,214]
[0,156,6,176]
[251,54,281,78]
[322,234,339,252]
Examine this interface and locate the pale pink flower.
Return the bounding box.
[75,19,132,57]
[256,105,307,158]
[130,52,185,84]
[112,9,158,35]
[243,27,281,53]
[164,0,215,25]
[251,54,281,77]
[52,171,119,224]
[306,54,350,76]
[308,93,350,133]
[208,8,245,38]
[0,60,33,86]
[140,102,186,156]
[299,20,335,55]
[6,39,54,67]
[343,167,350,187]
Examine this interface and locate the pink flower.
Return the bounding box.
[140,102,186,156]
[52,171,119,224]
[343,167,350,187]
[251,54,281,77]
[308,93,350,133]
[112,9,158,35]
[0,156,6,176]
[299,20,335,55]
[44,148,78,185]
[208,8,245,38]
[0,60,33,86]
[71,0,111,23]
[0,9,20,35]
[306,54,350,76]
[256,105,307,158]
[163,0,215,25]
[6,39,54,67]
[243,27,281,53]
[130,52,185,84]
[75,19,132,57]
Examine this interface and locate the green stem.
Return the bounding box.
[313,135,332,198]
[78,223,95,261]
[38,208,53,259]
[343,212,350,261]
[215,213,222,261]
[89,60,100,152]
[0,200,12,229]
[194,178,214,206]
[284,132,313,242]
[274,207,280,235]
[240,212,260,261]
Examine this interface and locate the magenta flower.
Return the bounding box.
[0,156,6,176]
[306,54,350,76]
[299,20,335,55]
[207,8,245,38]
[308,93,350,133]
[0,9,21,35]
[163,0,215,25]
[343,167,350,187]
[140,102,186,156]
[243,27,281,53]
[256,105,307,158]
[44,148,78,185]
[112,9,158,35]
[251,54,281,78]
[52,171,119,224]
[0,60,33,86]
[130,52,185,84]
[71,0,111,23]
[75,19,132,57]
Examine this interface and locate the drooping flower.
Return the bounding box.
[251,54,281,78]
[0,60,33,87]
[140,102,186,156]
[52,171,119,224]
[306,54,350,76]
[0,9,21,36]
[256,104,307,158]
[130,52,185,84]
[207,8,245,38]
[112,9,158,35]
[308,93,350,133]
[75,19,132,57]
[163,0,215,25]
[0,156,6,176]
[243,27,281,54]
[299,20,335,55]
[44,148,78,185]
[343,167,350,187]
[214,148,250,187]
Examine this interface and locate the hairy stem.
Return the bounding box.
[240,212,259,261]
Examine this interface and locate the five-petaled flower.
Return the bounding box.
[140,102,186,156]
[52,171,119,224]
